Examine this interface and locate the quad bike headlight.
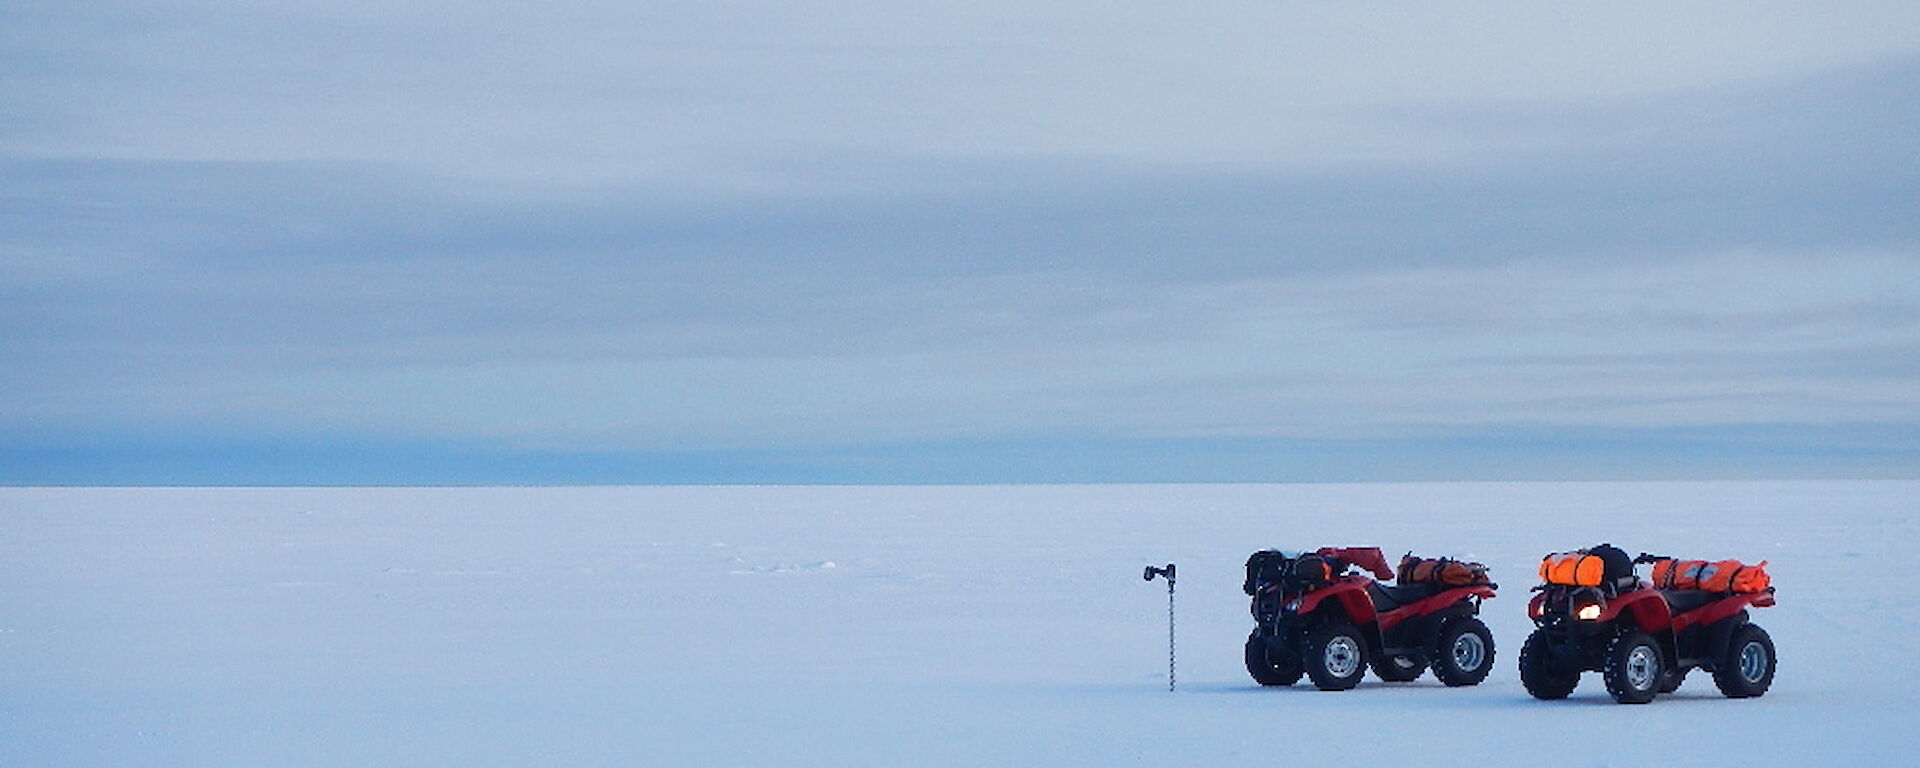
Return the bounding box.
[1572,587,1605,620]
[1284,597,1303,614]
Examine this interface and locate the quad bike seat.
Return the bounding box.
[1368,581,1441,611]
[1659,589,1718,614]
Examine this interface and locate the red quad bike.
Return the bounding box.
[1243,547,1498,690]
[1519,544,1778,704]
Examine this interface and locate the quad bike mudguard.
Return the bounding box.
[1672,589,1775,634]
[1602,587,1674,634]
[1296,577,1378,625]
[1378,585,1496,632]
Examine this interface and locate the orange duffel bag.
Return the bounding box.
[1650,558,1772,593]
[1398,554,1491,586]
[1539,551,1606,587]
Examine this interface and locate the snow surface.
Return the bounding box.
[3,482,1916,766]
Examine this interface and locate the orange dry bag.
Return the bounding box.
[1540,551,1605,587]
[1650,558,1772,593]
[1649,558,1686,588]
[1438,560,1490,586]
[1730,562,1772,592]
[1400,554,1491,586]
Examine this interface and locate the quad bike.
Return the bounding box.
[1243,547,1498,690]
[1519,545,1778,704]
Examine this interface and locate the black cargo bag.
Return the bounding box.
[1588,543,1635,587]
[1244,550,1288,595]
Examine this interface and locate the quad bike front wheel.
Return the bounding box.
[1519,629,1579,700]
[1245,633,1303,686]
[1711,623,1775,698]
[1604,631,1664,704]
[1304,621,1368,690]
[1373,654,1425,682]
[1431,617,1495,686]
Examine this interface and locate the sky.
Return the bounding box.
[3,1,1918,484]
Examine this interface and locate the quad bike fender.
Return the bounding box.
[1601,588,1673,634]
[1700,610,1749,664]
[1376,602,1470,650]
[1672,590,1773,634]
[1377,585,1495,632]
[1297,578,1377,626]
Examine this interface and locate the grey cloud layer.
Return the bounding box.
[3,4,1917,466]
[8,2,1918,177]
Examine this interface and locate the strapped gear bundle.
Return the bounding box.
[1647,558,1772,593]
[1397,554,1492,587]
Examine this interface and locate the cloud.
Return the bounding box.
[7,2,1919,179]
[3,7,1917,479]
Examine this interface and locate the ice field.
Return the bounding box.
[3,481,1916,766]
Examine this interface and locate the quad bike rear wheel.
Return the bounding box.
[1431,617,1495,686]
[1304,621,1368,690]
[1519,629,1579,700]
[1604,630,1663,704]
[1245,633,1302,686]
[1372,654,1425,682]
[1711,623,1775,698]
